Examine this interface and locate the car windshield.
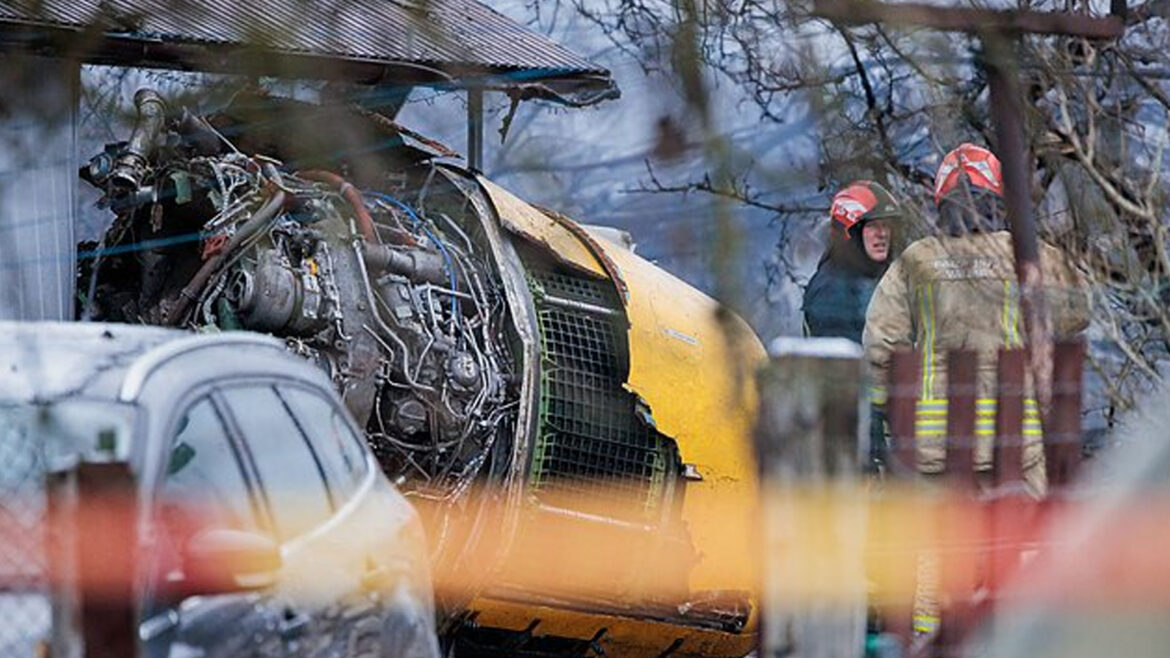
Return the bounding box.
[0,400,138,655]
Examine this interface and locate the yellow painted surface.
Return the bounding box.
[477,179,605,277]
[472,178,768,656]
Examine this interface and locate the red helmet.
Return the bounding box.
[933,143,1002,205]
[829,180,899,239]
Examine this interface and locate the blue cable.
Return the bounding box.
[362,191,460,327]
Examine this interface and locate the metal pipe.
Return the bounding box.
[467,87,484,171]
[298,170,377,243]
[986,48,1054,409]
[110,88,168,194]
[353,243,438,393]
[541,294,622,317]
[361,242,450,287]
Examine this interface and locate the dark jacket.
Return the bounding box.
[803,234,887,344]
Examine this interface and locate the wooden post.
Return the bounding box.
[755,338,868,658]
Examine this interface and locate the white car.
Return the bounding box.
[0,322,440,658]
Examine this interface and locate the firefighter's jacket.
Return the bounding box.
[862,231,1089,489]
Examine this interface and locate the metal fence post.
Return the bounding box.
[755,338,867,658]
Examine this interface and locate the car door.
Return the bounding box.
[138,394,284,658]
[217,381,352,657]
[273,382,440,658]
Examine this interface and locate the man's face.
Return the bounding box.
[862,219,892,263]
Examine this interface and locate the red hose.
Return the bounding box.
[298,170,377,243]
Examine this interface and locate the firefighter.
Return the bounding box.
[862,143,1090,637]
[803,180,903,343]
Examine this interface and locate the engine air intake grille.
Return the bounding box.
[527,269,678,520]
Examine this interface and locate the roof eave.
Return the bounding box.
[0,20,620,107]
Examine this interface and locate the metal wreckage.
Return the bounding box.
[79,88,767,657]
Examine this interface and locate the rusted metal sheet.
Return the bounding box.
[0,0,606,73]
[888,350,921,477]
[945,350,977,492]
[993,349,1026,487]
[936,351,979,653]
[0,0,618,102]
[1046,339,1086,489]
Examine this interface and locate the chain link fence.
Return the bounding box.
[0,408,52,657]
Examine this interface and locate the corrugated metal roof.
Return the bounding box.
[0,0,608,77]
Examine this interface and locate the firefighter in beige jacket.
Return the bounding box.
[862,144,1090,495]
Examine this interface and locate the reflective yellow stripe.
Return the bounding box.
[1011,286,1021,345]
[915,397,1044,439]
[925,284,936,396]
[916,428,1043,437]
[1001,280,1022,347]
[917,417,1042,425]
[918,284,936,399]
[870,386,887,405]
[1002,280,1011,345]
[916,420,1044,428]
[914,614,940,634]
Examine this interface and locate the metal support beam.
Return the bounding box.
[467,87,484,172]
[984,45,1054,407]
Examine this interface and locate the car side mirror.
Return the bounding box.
[181,528,282,596]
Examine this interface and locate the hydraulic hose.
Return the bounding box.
[166,190,287,325]
[297,170,377,243]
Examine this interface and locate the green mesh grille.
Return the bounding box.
[527,270,677,519]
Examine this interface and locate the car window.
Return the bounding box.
[146,397,258,615]
[221,384,332,541]
[277,385,370,501]
[162,397,257,532]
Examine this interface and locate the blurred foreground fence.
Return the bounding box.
[0,415,52,657]
[755,338,1088,658]
[0,416,136,658]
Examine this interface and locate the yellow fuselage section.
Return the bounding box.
[467,180,766,658]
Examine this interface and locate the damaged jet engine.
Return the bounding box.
[79,88,767,658]
[81,89,519,500]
